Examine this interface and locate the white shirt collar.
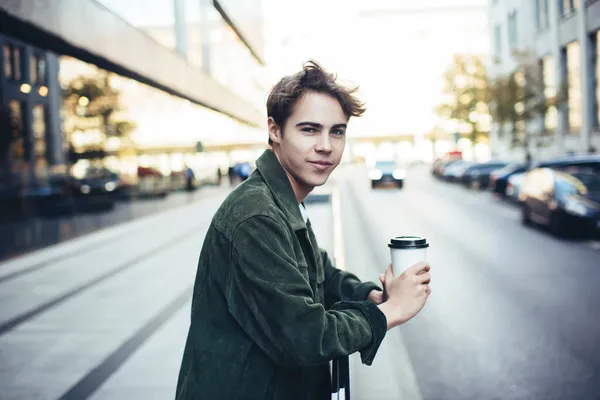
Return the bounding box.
[299,204,309,224]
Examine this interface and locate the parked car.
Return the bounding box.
[520,165,600,237]
[460,161,508,188]
[490,163,529,196]
[441,161,475,182]
[505,172,525,203]
[432,159,461,177]
[69,165,119,210]
[136,166,170,198]
[533,154,600,170]
[369,160,405,189]
[431,151,463,176]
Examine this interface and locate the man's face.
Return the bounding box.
[269,91,347,193]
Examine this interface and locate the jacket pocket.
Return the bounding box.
[233,343,276,399]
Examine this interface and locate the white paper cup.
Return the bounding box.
[388,236,429,275]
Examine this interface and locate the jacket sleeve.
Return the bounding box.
[227,215,387,368]
[320,248,382,308]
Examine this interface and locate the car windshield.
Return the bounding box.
[375,161,397,171]
[502,164,525,173]
[556,170,600,195]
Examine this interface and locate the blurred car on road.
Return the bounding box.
[369,160,405,189]
[505,172,526,203]
[135,166,170,198]
[490,163,529,196]
[460,161,509,189]
[69,165,119,210]
[432,158,462,177]
[520,164,600,237]
[441,161,475,182]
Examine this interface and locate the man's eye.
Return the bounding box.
[302,127,317,133]
[331,130,345,136]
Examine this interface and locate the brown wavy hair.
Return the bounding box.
[266,60,366,144]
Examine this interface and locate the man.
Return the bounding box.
[176,61,431,399]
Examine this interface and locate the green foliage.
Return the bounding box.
[435,54,490,147]
[62,71,136,140]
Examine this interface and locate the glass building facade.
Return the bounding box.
[0,0,265,259]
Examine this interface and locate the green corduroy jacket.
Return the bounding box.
[175,149,387,400]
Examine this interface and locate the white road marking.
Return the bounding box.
[587,241,600,250]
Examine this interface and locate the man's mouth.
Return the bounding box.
[308,160,334,170]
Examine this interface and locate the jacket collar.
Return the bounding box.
[256,149,307,232]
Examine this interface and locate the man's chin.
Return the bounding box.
[307,173,330,187]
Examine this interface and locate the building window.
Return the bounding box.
[3,44,24,81]
[508,11,518,50]
[30,54,38,85]
[32,105,48,178]
[542,56,558,131]
[536,0,550,31]
[493,24,502,61]
[562,0,579,17]
[566,41,582,133]
[8,100,27,177]
[13,47,21,81]
[29,54,47,86]
[595,31,600,127]
[38,57,46,86]
[3,44,12,78]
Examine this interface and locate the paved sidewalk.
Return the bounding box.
[0,190,334,400]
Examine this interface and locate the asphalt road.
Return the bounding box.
[1,163,598,400]
[342,164,600,400]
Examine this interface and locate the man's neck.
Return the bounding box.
[273,149,313,203]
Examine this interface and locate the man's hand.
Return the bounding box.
[367,289,384,304]
[377,262,431,330]
[367,273,389,304]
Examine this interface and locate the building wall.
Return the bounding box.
[0,0,266,195]
[0,34,63,192]
[95,0,266,117]
[488,0,600,162]
[0,0,263,127]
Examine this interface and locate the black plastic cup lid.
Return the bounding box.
[388,236,429,249]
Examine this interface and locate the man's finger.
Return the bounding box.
[423,284,431,296]
[417,272,431,284]
[379,274,385,285]
[407,261,430,276]
[385,263,394,282]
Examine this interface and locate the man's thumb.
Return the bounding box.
[385,263,394,282]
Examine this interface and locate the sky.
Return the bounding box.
[262,0,490,137]
[93,0,490,142]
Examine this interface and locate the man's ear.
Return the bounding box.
[268,117,282,144]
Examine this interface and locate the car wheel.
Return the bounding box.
[397,181,404,189]
[371,181,377,189]
[521,203,532,226]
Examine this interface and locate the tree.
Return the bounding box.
[62,71,136,147]
[487,50,567,163]
[435,54,491,155]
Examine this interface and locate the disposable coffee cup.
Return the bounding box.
[388,236,429,275]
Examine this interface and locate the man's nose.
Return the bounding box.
[315,134,333,153]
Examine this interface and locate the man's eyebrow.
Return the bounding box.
[295,122,347,129]
[332,123,347,129]
[295,121,323,128]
